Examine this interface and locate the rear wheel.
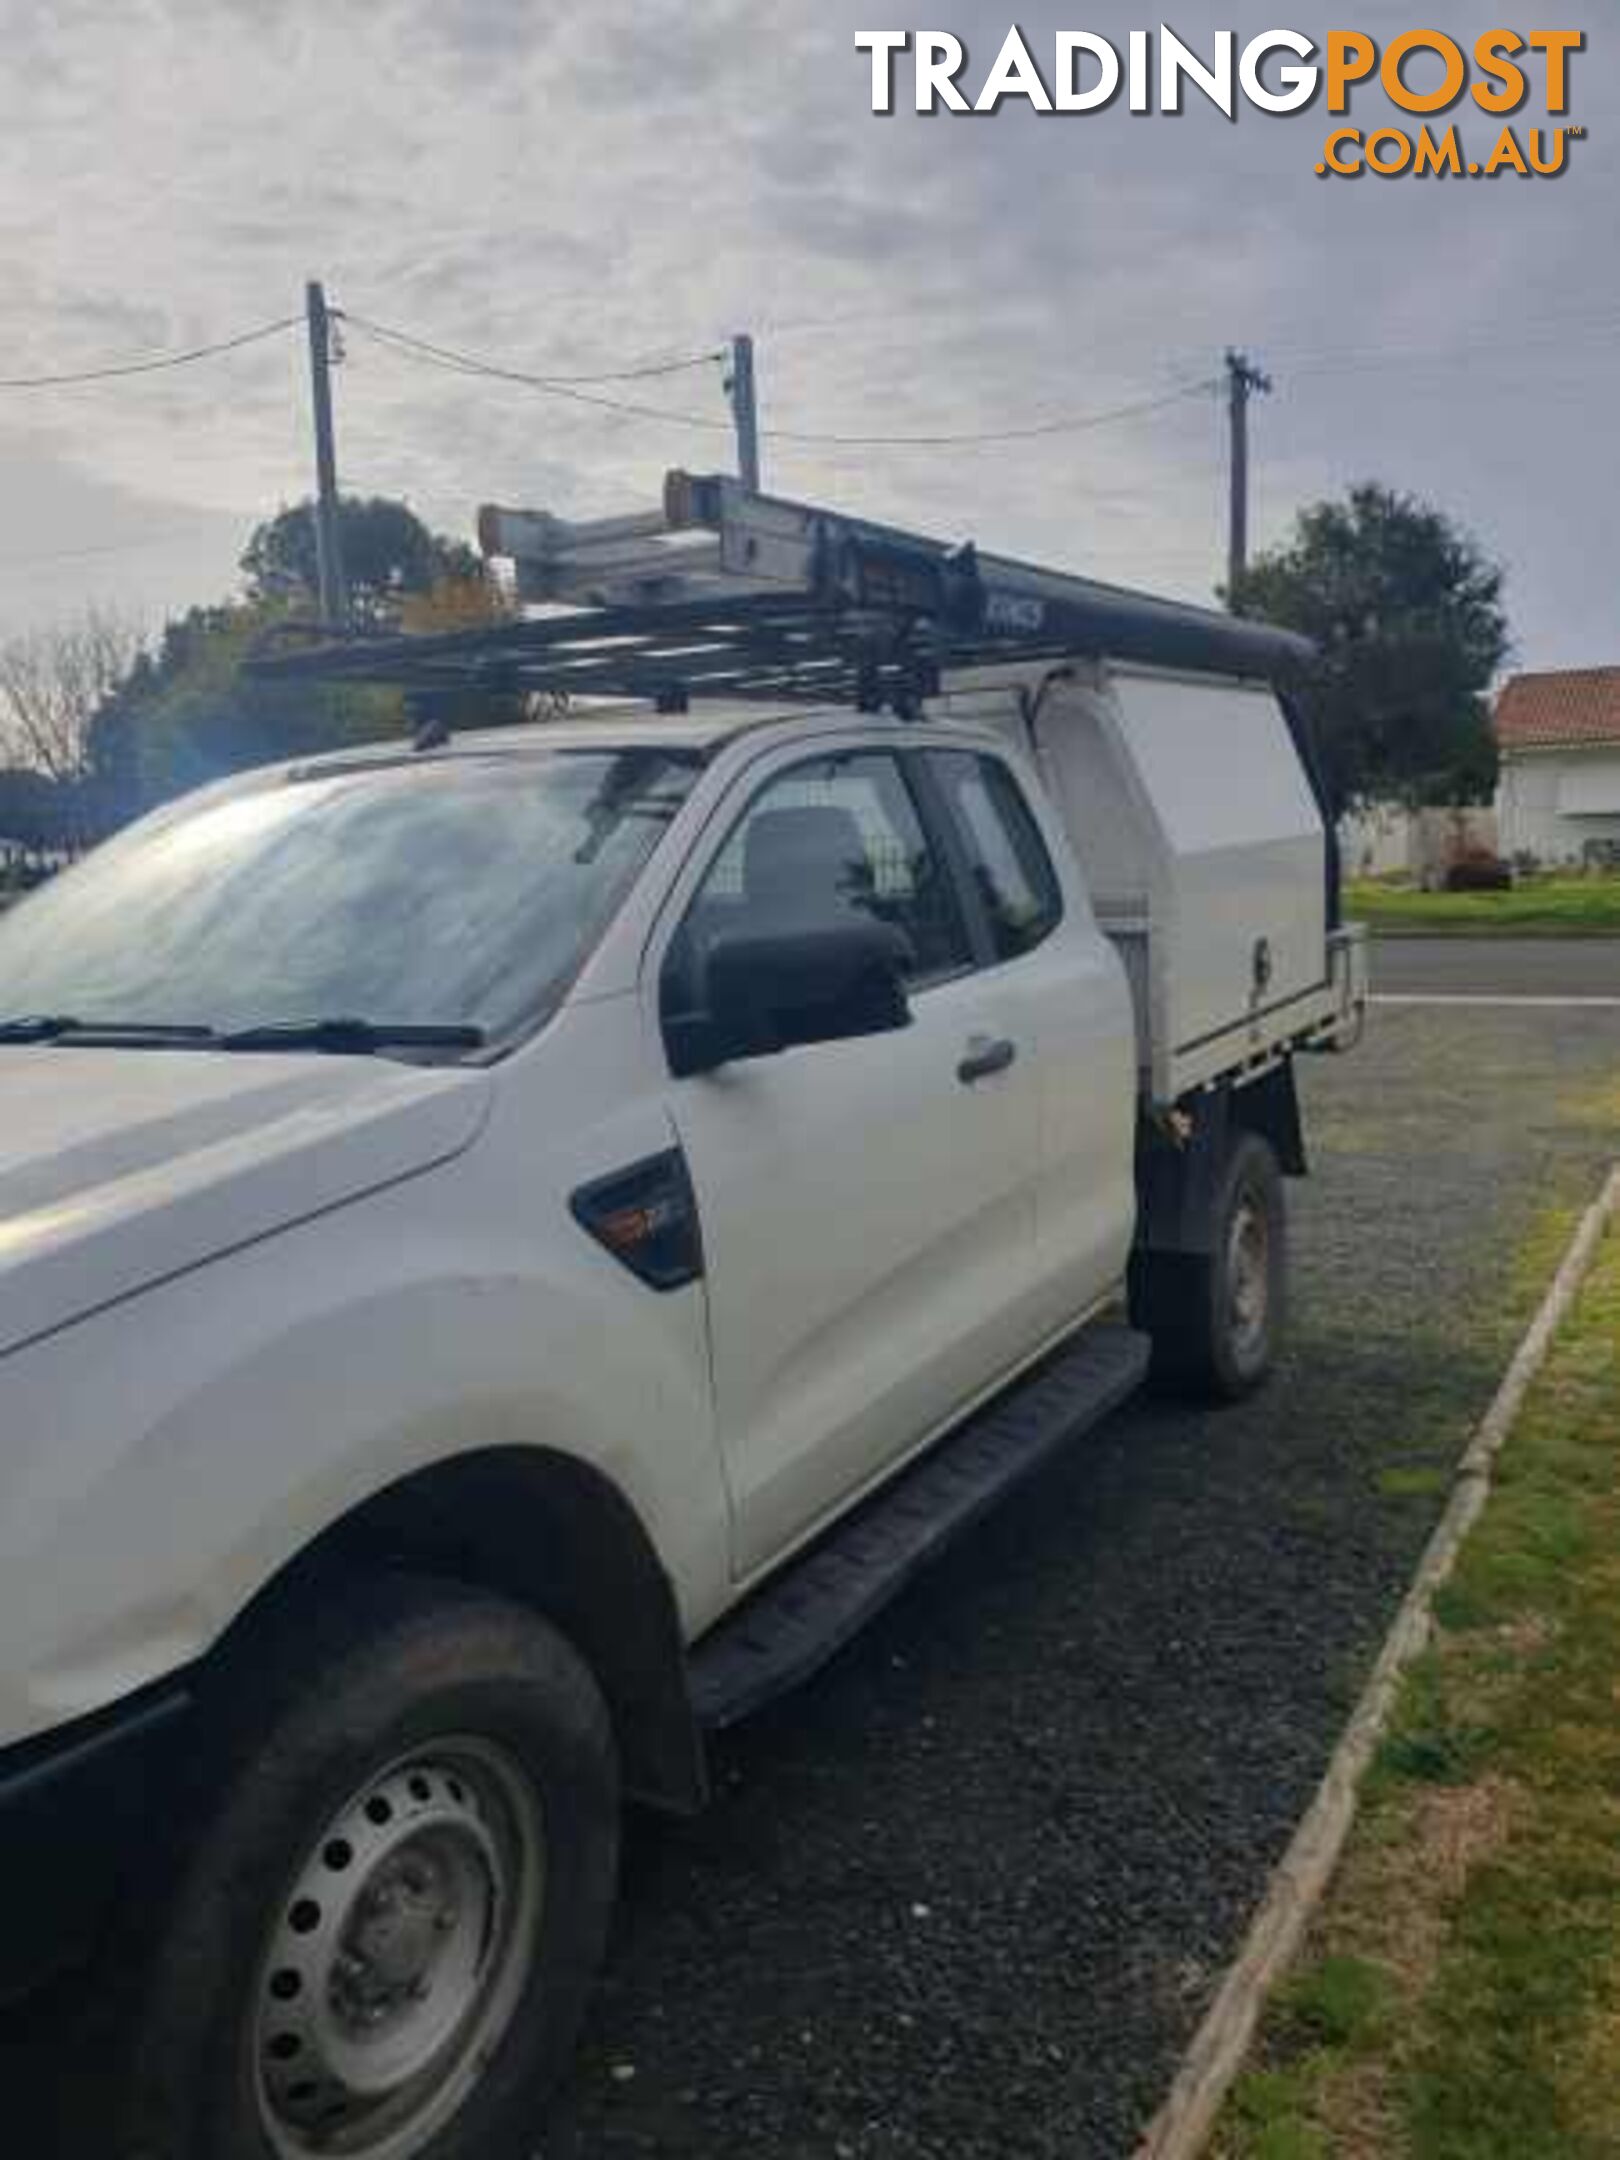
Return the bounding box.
[1132,1129,1286,1401]
[119,1576,618,2160]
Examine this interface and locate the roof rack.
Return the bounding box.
[248,471,1313,712]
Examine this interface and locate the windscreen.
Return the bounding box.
[0,747,699,1044]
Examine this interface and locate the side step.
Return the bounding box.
[687,1321,1150,1729]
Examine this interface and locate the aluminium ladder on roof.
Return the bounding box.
[247,470,1315,712]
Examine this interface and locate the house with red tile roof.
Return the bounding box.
[1495,668,1620,866]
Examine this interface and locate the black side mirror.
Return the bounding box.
[665,916,913,1078]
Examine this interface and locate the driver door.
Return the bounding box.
[657,744,1047,1579]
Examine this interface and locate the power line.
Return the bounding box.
[0,315,301,390]
[349,310,1220,449]
[1237,303,1620,382]
[8,288,1617,410]
[342,315,736,430]
[344,317,727,386]
[0,304,727,405]
[762,380,1218,448]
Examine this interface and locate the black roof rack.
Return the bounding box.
[248,470,1313,712]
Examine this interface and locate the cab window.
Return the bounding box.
[666,750,973,1012]
[929,751,1063,961]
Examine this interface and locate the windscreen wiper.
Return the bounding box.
[0,1014,216,1046]
[217,1017,488,1055]
[0,1014,79,1042]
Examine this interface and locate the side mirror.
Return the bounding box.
[665,916,913,1078]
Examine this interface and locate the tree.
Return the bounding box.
[397,569,512,637]
[0,766,69,855]
[84,570,523,822]
[393,565,528,735]
[0,498,522,843]
[241,496,483,622]
[87,600,402,815]
[0,611,144,850]
[1229,485,1508,815]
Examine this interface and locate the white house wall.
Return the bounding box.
[1498,748,1620,864]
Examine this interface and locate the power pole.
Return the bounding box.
[726,333,760,493]
[305,280,349,626]
[1224,348,1272,602]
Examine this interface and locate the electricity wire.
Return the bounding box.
[348,311,1221,447]
[0,315,302,390]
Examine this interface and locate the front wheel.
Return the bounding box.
[1131,1129,1286,1401]
[119,1576,619,2160]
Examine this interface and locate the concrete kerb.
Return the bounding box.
[1133,1161,1620,2160]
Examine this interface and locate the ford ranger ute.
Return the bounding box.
[0,475,1365,2159]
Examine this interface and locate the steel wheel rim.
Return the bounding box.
[1226,1190,1270,1361]
[253,1739,544,2159]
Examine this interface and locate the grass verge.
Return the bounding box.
[1213,1202,1620,2160]
[1345,879,1620,938]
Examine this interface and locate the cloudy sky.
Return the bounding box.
[2,1,1613,672]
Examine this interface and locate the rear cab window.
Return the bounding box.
[928,750,1064,962]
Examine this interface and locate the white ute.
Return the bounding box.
[0,475,1365,2158]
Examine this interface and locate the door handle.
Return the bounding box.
[957,1035,1017,1085]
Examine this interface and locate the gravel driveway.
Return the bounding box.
[7,1000,1620,2158]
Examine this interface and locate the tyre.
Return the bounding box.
[1132,1129,1286,1401]
[118,1574,619,2160]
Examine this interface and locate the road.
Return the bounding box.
[1371,934,1620,1000]
[8,994,1620,2157]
